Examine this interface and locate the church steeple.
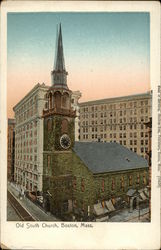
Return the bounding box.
[51,24,68,89]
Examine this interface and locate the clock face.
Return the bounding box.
[60,134,71,149]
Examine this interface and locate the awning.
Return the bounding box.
[143,188,149,197]
[105,200,115,212]
[139,191,147,201]
[94,203,108,216]
[96,215,109,222]
[126,189,136,197]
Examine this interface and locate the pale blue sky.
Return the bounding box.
[7,12,150,117]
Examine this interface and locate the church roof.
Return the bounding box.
[73,142,148,174]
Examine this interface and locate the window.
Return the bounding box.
[141,147,144,153]
[121,176,124,189]
[143,173,146,185]
[136,173,140,184]
[141,132,144,137]
[73,176,76,190]
[47,119,52,131]
[47,155,50,173]
[81,178,85,192]
[111,178,115,190]
[134,140,137,145]
[129,175,132,186]
[102,179,105,192]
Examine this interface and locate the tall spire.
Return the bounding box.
[51,23,68,89]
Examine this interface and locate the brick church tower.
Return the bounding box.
[42,24,76,214]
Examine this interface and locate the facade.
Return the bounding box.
[71,90,82,141]
[79,92,152,159]
[7,118,15,181]
[13,83,49,192]
[43,24,149,221]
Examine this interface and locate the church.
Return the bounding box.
[42,24,149,221]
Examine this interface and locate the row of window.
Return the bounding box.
[15,95,37,115]
[15,147,37,154]
[72,174,147,192]
[15,138,38,147]
[15,164,38,172]
[15,130,38,142]
[81,108,149,118]
[81,114,150,123]
[15,154,38,161]
[82,131,149,139]
[81,100,149,113]
[15,175,38,191]
[15,121,38,135]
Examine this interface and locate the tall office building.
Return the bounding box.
[7,118,15,181]
[79,92,151,159]
[13,83,49,192]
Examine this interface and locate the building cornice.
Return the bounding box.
[13,83,50,111]
[79,91,152,107]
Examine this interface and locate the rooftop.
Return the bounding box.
[73,142,148,174]
[79,91,151,106]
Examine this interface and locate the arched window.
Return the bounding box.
[143,172,146,185]
[61,119,68,133]
[62,92,69,108]
[81,178,85,192]
[102,179,105,192]
[121,176,124,189]
[73,176,76,190]
[54,91,61,109]
[136,173,140,184]
[129,175,132,186]
[111,178,115,190]
[47,119,52,131]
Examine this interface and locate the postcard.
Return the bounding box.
[0,1,160,249]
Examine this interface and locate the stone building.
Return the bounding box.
[7,118,15,181]
[43,24,149,221]
[79,92,151,159]
[13,83,49,192]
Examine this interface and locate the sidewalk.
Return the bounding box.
[8,182,59,221]
[108,207,150,222]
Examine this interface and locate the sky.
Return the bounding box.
[7,12,150,118]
